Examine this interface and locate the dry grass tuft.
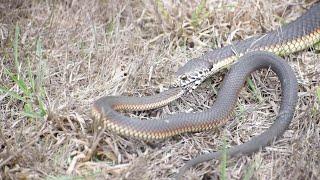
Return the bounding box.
[1,0,319,179]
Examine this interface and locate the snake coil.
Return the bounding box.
[92,3,320,179]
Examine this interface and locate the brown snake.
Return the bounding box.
[92,3,320,179]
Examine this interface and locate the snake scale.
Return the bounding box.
[92,3,320,179]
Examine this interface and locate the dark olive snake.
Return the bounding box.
[92,3,320,179]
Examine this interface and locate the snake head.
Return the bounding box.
[171,59,213,92]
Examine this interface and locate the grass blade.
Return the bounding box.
[247,77,263,102]
[243,162,255,180]
[14,23,20,74]
[0,86,26,102]
[27,57,36,92]
[3,68,30,96]
[191,0,207,28]
[316,87,320,103]
[220,136,227,180]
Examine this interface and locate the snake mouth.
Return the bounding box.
[181,71,215,92]
[170,73,209,92]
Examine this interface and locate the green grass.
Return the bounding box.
[220,136,228,180]
[105,19,115,36]
[314,86,320,114]
[46,174,100,180]
[314,41,320,51]
[243,159,256,180]
[247,77,263,102]
[13,23,20,75]
[0,24,46,118]
[237,103,246,121]
[219,134,260,179]
[191,0,209,28]
[316,87,320,103]
[46,169,102,180]
[155,0,170,22]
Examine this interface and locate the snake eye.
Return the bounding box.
[181,76,188,81]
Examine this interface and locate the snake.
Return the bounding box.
[92,2,320,179]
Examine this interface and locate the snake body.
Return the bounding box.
[92,2,320,178]
[176,52,298,179]
[174,2,320,90]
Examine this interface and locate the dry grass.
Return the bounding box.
[1,0,319,179]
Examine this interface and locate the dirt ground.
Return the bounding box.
[0,0,319,179]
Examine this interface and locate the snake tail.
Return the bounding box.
[175,51,298,179]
